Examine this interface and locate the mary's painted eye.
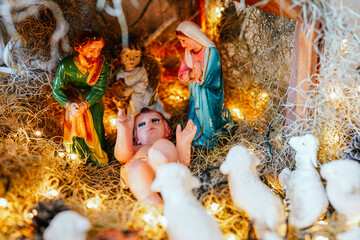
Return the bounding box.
[138,122,146,127]
[152,118,160,123]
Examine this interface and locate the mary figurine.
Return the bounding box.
[176,21,233,147]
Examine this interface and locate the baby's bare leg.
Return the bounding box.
[123,159,162,206]
[148,139,177,171]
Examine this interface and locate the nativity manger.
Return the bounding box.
[0,0,359,239]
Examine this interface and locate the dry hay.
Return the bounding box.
[0,0,359,239]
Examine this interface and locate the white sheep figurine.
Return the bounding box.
[151,161,224,240]
[336,225,360,240]
[337,225,360,240]
[320,159,360,224]
[220,145,286,240]
[279,134,328,229]
[43,210,91,240]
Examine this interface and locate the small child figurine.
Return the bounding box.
[112,34,170,118]
[114,107,196,206]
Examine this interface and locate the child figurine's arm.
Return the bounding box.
[114,109,135,163]
[176,120,197,166]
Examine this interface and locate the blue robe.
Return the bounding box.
[188,47,232,147]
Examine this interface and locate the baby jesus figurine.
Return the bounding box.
[115,107,197,206]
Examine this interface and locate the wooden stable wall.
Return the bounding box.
[242,0,302,21]
[240,0,320,125]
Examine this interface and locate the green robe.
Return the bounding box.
[52,55,109,164]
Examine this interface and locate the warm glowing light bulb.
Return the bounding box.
[232,108,242,119]
[261,92,268,98]
[58,152,65,158]
[210,203,219,212]
[317,220,327,225]
[330,92,337,99]
[225,233,238,240]
[69,153,78,160]
[110,118,117,127]
[143,213,154,223]
[35,130,42,136]
[0,198,7,207]
[32,209,38,216]
[334,135,339,142]
[48,190,59,197]
[87,196,101,209]
[313,236,329,240]
[215,7,222,18]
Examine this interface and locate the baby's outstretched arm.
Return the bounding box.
[114,109,135,163]
[176,119,197,166]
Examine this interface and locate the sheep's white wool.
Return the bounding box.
[279,134,328,228]
[321,159,360,224]
[151,162,223,240]
[337,225,360,240]
[43,210,91,240]
[220,145,286,239]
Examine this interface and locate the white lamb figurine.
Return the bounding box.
[337,225,360,240]
[320,159,360,224]
[279,134,328,229]
[150,162,224,240]
[43,210,91,240]
[220,145,286,240]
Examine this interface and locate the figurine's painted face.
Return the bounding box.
[76,40,105,64]
[177,36,203,52]
[121,48,142,72]
[134,111,170,145]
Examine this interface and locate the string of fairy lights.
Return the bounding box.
[0,0,359,239]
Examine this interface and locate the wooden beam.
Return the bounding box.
[284,22,320,130]
[294,22,319,120]
[241,0,302,22]
[196,0,206,31]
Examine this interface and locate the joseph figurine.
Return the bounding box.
[52,29,109,167]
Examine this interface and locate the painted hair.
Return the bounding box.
[133,107,173,145]
[116,33,144,53]
[127,34,144,52]
[74,29,104,49]
[175,30,188,38]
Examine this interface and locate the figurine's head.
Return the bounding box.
[176,30,203,52]
[74,29,105,64]
[176,21,216,54]
[151,163,201,193]
[120,34,144,72]
[133,108,172,145]
[121,48,141,72]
